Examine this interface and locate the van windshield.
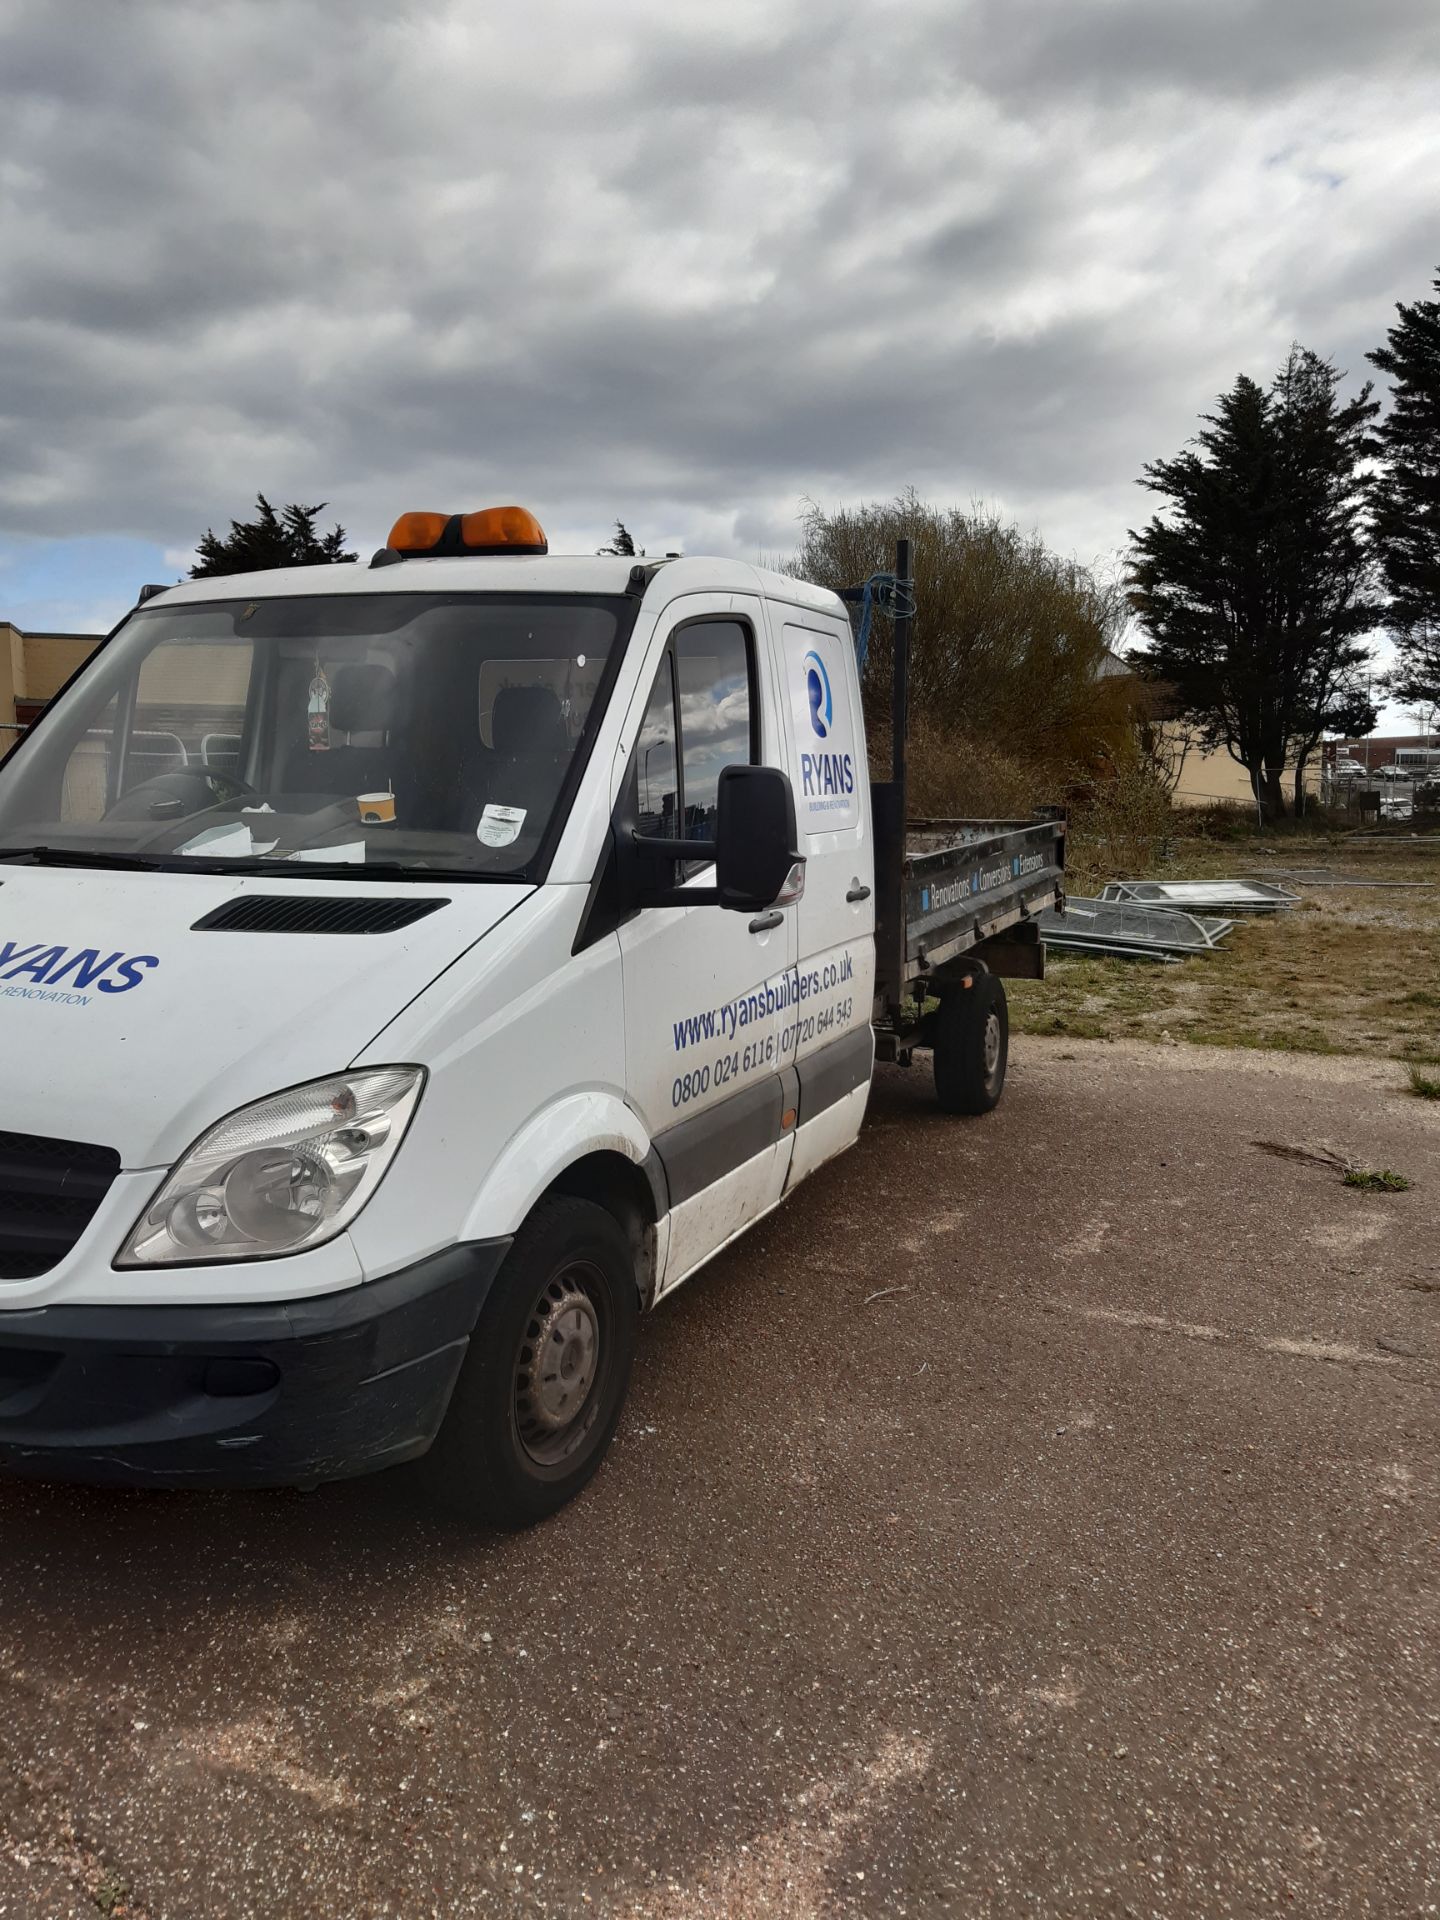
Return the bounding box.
[0,591,631,879]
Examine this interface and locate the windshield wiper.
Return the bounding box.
[0,845,162,871]
[0,845,520,883]
[240,858,514,883]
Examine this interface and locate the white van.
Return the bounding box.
[0,508,1062,1524]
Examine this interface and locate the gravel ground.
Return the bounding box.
[0,1038,1436,1918]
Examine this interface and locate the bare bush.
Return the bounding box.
[902,718,1049,820]
[1067,761,1175,883]
[789,491,1137,772]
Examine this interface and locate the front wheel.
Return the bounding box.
[932,972,1009,1115]
[420,1196,638,1528]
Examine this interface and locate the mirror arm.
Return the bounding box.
[628,830,715,861]
[646,886,721,908]
[623,828,722,908]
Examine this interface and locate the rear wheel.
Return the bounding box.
[932,971,1009,1115]
[420,1196,638,1528]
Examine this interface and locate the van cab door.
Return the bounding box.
[616,596,799,1295]
[769,608,877,1187]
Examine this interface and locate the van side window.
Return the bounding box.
[674,621,754,844]
[635,654,679,839]
[631,620,756,876]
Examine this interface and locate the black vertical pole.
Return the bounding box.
[891,536,911,810]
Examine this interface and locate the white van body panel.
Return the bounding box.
[765,593,877,1186]
[0,864,528,1166]
[348,885,625,1273]
[612,587,803,1291]
[785,1076,870,1190]
[455,1088,656,1242]
[655,1141,791,1301]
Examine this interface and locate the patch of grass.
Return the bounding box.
[1011,834,1440,1062]
[1342,1168,1412,1193]
[1407,1068,1440,1100]
[1257,1027,1342,1056]
[92,1874,130,1917]
[1020,1009,1115,1041]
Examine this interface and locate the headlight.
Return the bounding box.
[115,1068,424,1267]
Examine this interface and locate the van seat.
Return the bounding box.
[484,685,570,817]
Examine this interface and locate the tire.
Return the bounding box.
[420,1196,639,1528]
[932,972,1009,1115]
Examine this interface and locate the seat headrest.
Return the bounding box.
[492,684,567,756]
[330,662,396,735]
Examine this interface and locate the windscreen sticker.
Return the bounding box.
[179,822,254,858]
[478,803,526,848]
[0,939,159,1007]
[290,840,365,863]
[783,625,858,832]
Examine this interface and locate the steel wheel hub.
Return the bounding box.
[515,1271,602,1463]
[983,1010,1002,1077]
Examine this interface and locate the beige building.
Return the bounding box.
[1167,731,1328,809]
[1,622,103,738]
[1167,734,1296,808]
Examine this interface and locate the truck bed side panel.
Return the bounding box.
[873,816,1065,1013]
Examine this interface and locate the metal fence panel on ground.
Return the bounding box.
[1040,896,1235,961]
[1244,867,1433,890]
[1100,879,1300,914]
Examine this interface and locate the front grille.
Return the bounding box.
[0,1131,121,1280]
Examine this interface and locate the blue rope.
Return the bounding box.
[852,571,916,673]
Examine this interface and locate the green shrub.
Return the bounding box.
[1343,1168,1411,1192]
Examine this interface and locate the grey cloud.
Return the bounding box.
[0,0,1437,575]
[956,0,1440,104]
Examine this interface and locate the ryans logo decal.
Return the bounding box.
[804,651,833,739]
[789,628,856,819]
[0,939,160,998]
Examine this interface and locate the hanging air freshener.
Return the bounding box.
[307,658,331,752]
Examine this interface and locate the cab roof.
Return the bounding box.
[141,554,846,620]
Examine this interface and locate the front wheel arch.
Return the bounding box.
[547,1149,662,1306]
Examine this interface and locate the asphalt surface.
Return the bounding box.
[1,1037,1436,1919]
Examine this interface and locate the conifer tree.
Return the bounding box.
[190,496,356,576]
[1129,350,1381,817]
[1368,269,1440,711]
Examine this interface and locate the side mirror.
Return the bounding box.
[714,764,804,912]
[620,763,805,912]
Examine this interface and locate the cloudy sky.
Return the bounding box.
[2,0,1438,713]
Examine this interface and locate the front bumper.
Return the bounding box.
[0,1240,510,1490]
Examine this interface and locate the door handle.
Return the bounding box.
[748,910,784,933]
[846,883,872,903]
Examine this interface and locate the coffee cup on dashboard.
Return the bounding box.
[357,792,396,825]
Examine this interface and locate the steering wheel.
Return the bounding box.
[102,765,260,823]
